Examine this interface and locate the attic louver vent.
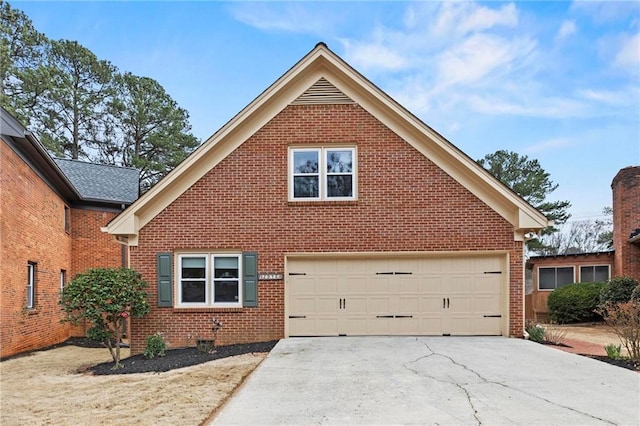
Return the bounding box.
[291,78,355,105]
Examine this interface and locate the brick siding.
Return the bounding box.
[1,140,126,357]
[612,167,640,280]
[129,104,524,353]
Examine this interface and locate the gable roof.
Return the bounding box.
[104,43,550,245]
[1,106,138,208]
[55,158,138,204]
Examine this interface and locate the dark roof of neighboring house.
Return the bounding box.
[528,250,615,262]
[54,159,139,204]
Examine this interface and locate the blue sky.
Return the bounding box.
[13,1,640,221]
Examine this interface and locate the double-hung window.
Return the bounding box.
[27,262,36,309]
[178,254,242,307]
[538,266,574,290]
[290,147,356,200]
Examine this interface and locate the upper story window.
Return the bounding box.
[579,265,610,283]
[177,254,242,308]
[289,147,356,201]
[538,266,574,290]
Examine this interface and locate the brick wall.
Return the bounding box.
[612,167,640,280]
[1,140,73,357]
[129,104,523,353]
[1,140,128,357]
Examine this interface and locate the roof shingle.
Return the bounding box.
[54,159,139,204]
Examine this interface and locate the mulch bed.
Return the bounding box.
[585,355,640,371]
[88,340,279,375]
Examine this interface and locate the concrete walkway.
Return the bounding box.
[213,337,640,425]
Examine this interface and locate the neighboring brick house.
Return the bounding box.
[526,166,639,321]
[0,107,138,358]
[105,43,549,354]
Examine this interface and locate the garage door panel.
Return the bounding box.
[288,255,505,337]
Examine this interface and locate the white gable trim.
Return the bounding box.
[104,43,549,245]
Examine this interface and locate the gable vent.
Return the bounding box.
[291,78,355,105]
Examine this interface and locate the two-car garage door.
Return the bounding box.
[287,255,506,337]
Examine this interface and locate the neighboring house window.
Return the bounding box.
[64,206,70,233]
[60,270,66,294]
[178,254,242,307]
[27,262,36,309]
[289,147,356,200]
[579,265,610,283]
[538,266,574,290]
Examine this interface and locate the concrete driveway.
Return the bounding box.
[213,337,639,425]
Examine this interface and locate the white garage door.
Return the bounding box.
[287,255,505,336]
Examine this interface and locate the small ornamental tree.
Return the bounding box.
[60,268,150,368]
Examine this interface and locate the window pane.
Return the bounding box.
[539,268,555,290]
[594,266,609,282]
[556,267,574,287]
[182,281,206,303]
[182,257,205,279]
[327,175,353,197]
[580,266,594,282]
[294,176,319,198]
[293,151,318,173]
[327,150,352,173]
[214,280,239,303]
[215,257,239,279]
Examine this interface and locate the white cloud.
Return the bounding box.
[229,3,336,35]
[467,95,590,118]
[342,41,408,72]
[570,1,640,24]
[435,34,536,88]
[556,20,577,40]
[577,88,634,106]
[614,32,640,71]
[432,2,518,38]
[524,137,573,154]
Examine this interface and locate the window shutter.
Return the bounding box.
[157,253,173,307]
[242,252,258,307]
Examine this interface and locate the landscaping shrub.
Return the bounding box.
[604,343,622,360]
[599,276,639,305]
[525,321,545,343]
[631,285,640,302]
[143,332,167,359]
[547,282,606,323]
[596,301,640,362]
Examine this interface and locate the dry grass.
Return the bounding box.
[0,346,266,425]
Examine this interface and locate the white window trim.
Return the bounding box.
[289,146,357,201]
[60,270,66,295]
[27,263,35,309]
[578,264,611,283]
[537,266,575,291]
[176,253,243,308]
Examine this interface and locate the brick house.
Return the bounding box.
[104,43,549,354]
[0,107,138,358]
[526,166,639,321]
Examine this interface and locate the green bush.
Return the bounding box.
[599,276,639,305]
[604,344,622,360]
[631,285,640,301]
[547,282,606,323]
[143,332,167,359]
[526,323,545,343]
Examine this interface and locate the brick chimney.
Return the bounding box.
[611,166,640,280]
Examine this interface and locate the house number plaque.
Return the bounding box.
[258,273,283,281]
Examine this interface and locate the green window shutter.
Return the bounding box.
[157,253,173,307]
[242,252,258,307]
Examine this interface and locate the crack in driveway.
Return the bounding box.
[403,340,616,425]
